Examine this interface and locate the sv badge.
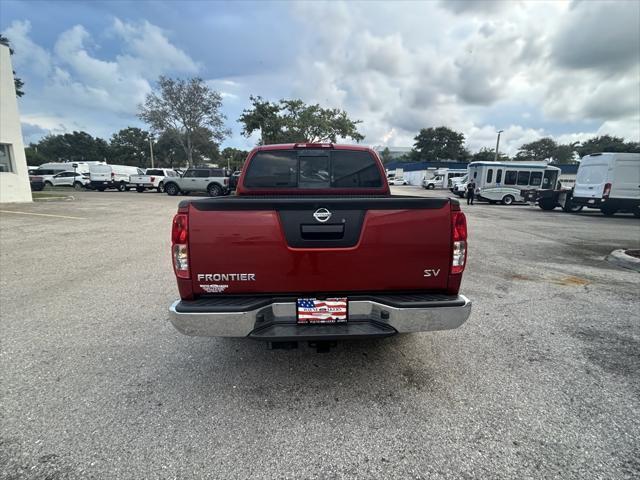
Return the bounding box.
[423,269,441,277]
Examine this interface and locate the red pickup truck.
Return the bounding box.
[169,144,471,345]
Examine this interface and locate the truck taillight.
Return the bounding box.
[111,172,115,178]
[603,182,611,199]
[224,178,229,185]
[172,213,189,279]
[451,211,467,274]
[150,176,155,182]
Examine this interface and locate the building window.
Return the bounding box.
[0,144,14,173]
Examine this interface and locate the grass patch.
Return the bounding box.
[32,192,75,201]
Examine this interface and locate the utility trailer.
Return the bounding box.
[521,188,583,212]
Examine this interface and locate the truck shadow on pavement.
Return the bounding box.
[160,333,460,410]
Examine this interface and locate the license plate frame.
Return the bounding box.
[296,297,348,324]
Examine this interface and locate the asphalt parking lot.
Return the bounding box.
[1,187,639,479]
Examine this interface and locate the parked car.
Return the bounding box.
[89,164,144,191]
[29,168,65,185]
[388,177,408,185]
[228,170,241,191]
[168,143,471,349]
[29,174,45,191]
[571,152,640,216]
[130,168,180,193]
[48,171,90,190]
[163,168,229,196]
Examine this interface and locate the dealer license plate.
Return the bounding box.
[296,297,348,324]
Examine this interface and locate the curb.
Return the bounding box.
[606,249,640,272]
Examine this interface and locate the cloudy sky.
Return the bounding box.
[1,0,638,155]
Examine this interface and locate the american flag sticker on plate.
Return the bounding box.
[297,298,348,324]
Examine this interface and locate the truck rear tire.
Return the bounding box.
[427,184,435,190]
[117,182,127,192]
[136,186,145,193]
[601,206,617,216]
[97,187,105,192]
[165,183,180,196]
[157,183,165,193]
[502,195,515,205]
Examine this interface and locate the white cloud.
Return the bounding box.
[3,18,200,139]
[2,20,51,76]
[111,18,200,78]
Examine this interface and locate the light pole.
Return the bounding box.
[148,135,155,168]
[494,130,504,162]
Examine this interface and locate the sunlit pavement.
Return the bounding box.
[1,189,638,479]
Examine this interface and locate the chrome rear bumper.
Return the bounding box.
[169,295,472,339]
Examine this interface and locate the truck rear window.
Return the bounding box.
[243,149,383,189]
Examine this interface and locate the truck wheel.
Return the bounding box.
[562,202,583,213]
[502,195,515,205]
[136,186,145,193]
[97,187,105,192]
[157,183,165,193]
[427,184,435,190]
[601,206,617,216]
[538,199,557,211]
[208,184,222,197]
[165,183,180,196]
[117,182,127,192]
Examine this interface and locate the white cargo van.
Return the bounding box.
[89,164,144,191]
[572,152,640,216]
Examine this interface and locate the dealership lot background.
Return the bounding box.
[1,188,638,479]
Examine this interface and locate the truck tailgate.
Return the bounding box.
[186,196,453,295]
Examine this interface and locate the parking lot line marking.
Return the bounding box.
[0,210,86,220]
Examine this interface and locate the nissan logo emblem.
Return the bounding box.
[313,208,332,223]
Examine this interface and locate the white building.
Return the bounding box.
[0,44,31,203]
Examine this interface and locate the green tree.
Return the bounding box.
[576,135,640,157]
[553,142,579,164]
[238,96,364,145]
[380,147,393,164]
[221,147,249,171]
[138,76,230,167]
[154,130,186,168]
[0,34,25,97]
[36,131,110,163]
[412,126,469,161]
[110,127,152,168]
[471,147,509,162]
[516,138,557,161]
[24,145,48,166]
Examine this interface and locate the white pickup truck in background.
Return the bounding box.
[130,168,180,193]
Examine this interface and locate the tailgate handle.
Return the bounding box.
[300,224,345,240]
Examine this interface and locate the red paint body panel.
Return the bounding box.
[188,205,452,295]
[173,144,467,300]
